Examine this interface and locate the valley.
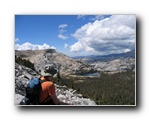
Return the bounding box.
[53,70,135,105]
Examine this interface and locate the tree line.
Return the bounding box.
[53,70,135,105]
[15,55,35,70]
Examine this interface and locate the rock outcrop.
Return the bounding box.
[15,49,95,76]
[15,63,96,105]
[91,58,135,73]
[15,63,40,96]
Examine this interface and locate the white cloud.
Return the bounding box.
[70,15,135,55]
[90,15,111,21]
[58,24,68,40]
[15,42,56,50]
[59,29,66,33]
[15,38,19,42]
[64,44,69,48]
[58,24,68,28]
[90,15,105,21]
[77,15,86,20]
[58,34,68,40]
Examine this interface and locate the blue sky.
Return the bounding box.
[15,15,135,57]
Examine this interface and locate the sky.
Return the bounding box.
[15,15,136,57]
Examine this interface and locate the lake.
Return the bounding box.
[81,72,101,77]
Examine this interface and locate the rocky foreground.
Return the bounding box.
[15,63,96,105]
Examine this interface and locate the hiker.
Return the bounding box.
[39,64,70,105]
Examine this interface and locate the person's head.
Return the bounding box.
[41,64,57,80]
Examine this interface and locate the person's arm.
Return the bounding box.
[51,94,71,105]
[50,94,60,105]
[49,83,71,105]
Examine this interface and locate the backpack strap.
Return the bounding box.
[39,78,50,84]
[40,80,49,84]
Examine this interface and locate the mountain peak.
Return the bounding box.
[15,49,95,76]
[45,49,56,53]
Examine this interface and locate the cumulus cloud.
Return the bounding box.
[70,15,135,55]
[15,42,56,50]
[58,24,68,28]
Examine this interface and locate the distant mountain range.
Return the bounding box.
[72,50,135,73]
[15,49,135,76]
[73,50,135,62]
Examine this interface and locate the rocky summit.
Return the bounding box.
[15,49,95,76]
[15,63,96,105]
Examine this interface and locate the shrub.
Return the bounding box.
[15,55,35,70]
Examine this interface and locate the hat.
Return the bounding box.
[41,64,57,76]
